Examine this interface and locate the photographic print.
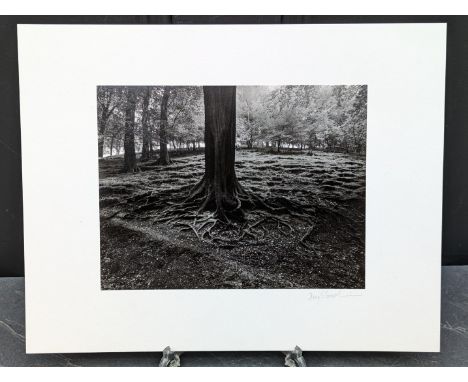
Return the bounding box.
[98,85,367,290]
[19,24,445,353]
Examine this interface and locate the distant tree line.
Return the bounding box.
[97,86,204,163]
[97,85,367,171]
[236,85,367,154]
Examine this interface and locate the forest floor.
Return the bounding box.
[99,149,365,289]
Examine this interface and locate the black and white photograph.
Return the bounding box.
[14,20,448,356]
[98,85,367,289]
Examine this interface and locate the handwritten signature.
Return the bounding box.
[308,291,364,300]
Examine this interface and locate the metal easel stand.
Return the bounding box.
[159,346,182,367]
[283,346,307,367]
[158,345,307,367]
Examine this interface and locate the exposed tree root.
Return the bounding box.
[129,175,318,247]
[300,224,315,243]
[102,175,363,250]
[101,152,364,249]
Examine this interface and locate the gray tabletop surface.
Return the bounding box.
[1,266,467,367]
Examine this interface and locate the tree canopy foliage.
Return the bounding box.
[236,85,367,153]
[97,85,367,161]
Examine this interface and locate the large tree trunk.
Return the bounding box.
[141,86,151,161]
[109,136,114,157]
[188,86,243,221]
[204,86,237,208]
[156,86,302,241]
[123,88,138,172]
[158,86,171,165]
[97,117,106,158]
[98,138,104,158]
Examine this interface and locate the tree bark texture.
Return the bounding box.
[187,86,243,221]
[158,86,171,165]
[123,88,138,172]
[141,86,151,161]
